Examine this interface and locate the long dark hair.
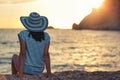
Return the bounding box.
[29,31,45,42]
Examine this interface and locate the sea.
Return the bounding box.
[0,29,120,74]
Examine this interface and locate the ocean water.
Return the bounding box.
[0,29,120,74]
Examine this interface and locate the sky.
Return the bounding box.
[0,0,104,29]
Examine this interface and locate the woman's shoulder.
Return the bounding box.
[18,30,29,40]
[44,32,50,37]
[19,30,29,33]
[44,32,50,41]
[19,30,29,35]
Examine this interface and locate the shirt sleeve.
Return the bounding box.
[18,31,26,41]
[45,32,50,44]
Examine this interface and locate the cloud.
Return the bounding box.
[0,0,37,4]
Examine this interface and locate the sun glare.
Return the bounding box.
[80,0,104,9]
[91,0,104,8]
[0,0,104,29]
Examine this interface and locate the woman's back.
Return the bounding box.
[18,30,50,74]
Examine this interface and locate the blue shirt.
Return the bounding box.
[18,30,50,75]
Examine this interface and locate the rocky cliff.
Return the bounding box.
[72,0,120,30]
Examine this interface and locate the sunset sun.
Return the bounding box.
[90,0,104,8]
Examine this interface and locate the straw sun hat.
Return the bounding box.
[20,12,48,32]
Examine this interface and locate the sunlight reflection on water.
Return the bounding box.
[49,29,120,72]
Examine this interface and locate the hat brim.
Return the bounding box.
[20,16,48,32]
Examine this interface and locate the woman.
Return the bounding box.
[11,12,51,79]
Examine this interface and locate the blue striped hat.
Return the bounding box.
[20,12,48,32]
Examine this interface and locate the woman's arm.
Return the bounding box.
[19,38,26,77]
[44,42,51,76]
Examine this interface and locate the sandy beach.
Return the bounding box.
[53,70,120,80]
[4,70,120,80]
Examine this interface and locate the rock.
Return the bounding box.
[72,0,120,30]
